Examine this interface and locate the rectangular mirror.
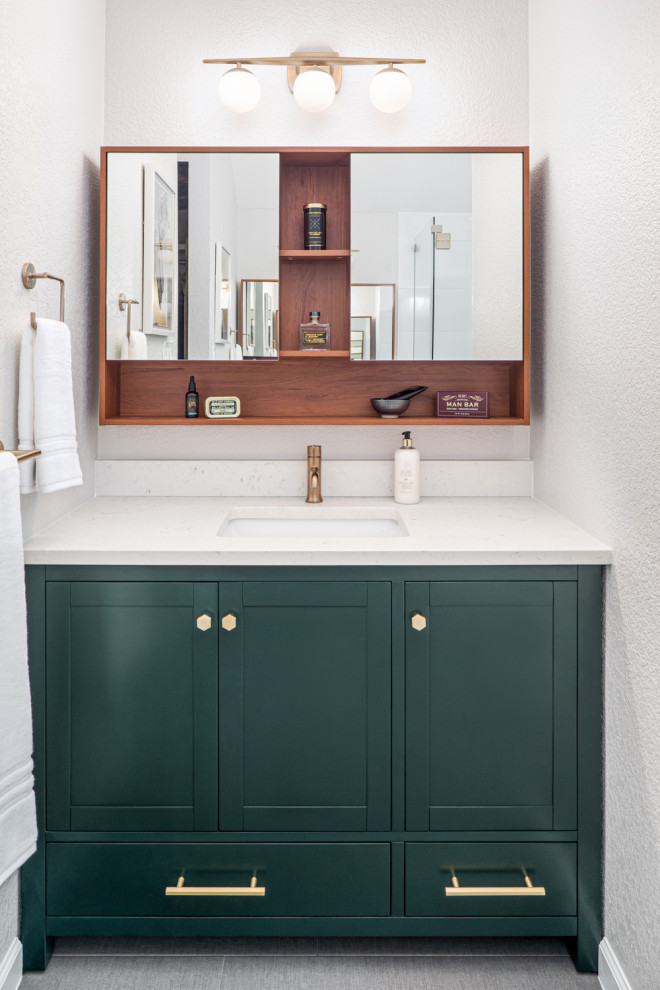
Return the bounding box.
[105,152,279,360]
[104,149,524,364]
[241,280,279,357]
[350,285,395,359]
[350,152,524,360]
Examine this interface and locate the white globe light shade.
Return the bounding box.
[218,67,261,113]
[293,68,336,112]
[369,67,412,113]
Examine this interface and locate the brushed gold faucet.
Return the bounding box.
[306,445,323,503]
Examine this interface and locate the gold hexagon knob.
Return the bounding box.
[221,613,237,632]
[196,613,213,632]
[411,612,427,631]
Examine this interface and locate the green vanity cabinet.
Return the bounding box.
[42,578,390,834]
[217,581,391,832]
[44,581,219,832]
[405,580,577,832]
[22,565,602,974]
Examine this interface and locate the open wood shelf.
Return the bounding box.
[279,350,350,358]
[280,249,350,260]
[101,416,529,427]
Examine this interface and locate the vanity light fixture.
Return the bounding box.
[218,65,261,113]
[369,65,413,114]
[292,67,336,113]
[204,52,425,113]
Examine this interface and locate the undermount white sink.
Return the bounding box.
[219,511,407,539]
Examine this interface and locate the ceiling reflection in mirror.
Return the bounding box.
[105,152,279,360]
[350,153,523,361]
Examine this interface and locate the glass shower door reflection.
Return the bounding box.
[413,220,434,360]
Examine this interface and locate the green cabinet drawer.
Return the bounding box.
[405,843,576,917]
[47,842,391,918]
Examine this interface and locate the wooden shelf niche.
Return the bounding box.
[278,151,350,353]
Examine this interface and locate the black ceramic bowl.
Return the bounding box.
[370,397,411,418]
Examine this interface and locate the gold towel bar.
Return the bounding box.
[165,874,265,897]
[22,262,66,330]
[0,441,41,462]
[445,870,546,897]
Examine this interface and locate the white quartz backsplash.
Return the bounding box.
[95,459,533,498]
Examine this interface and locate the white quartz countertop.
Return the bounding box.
[22,496,612,566]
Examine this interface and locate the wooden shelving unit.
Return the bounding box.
[279,350,350,358]
[280,249,350,260]
[101,415,529,427]
[278,151,351,354]
[99,146,530,426]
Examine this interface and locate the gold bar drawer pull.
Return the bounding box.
[165,873,265,896]
[445,871,545,897]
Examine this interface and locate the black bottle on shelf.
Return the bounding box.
[185,376,199,418]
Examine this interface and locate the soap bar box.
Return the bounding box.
[205,396,241,419]
[437,391,490,418]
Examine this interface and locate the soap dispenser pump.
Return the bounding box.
[394,431,420,504]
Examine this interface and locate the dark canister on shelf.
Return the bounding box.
[303,203,327,250]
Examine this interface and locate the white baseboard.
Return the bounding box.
[0,939,22,990]
[600,938,633,990]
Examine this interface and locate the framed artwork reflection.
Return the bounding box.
[143,164,177,338]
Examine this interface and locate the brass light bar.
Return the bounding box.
[203,56,425,66]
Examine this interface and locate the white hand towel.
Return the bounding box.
[232,343,243,360]
[17,324,36,493]
[120,329,148,360]
[0,453,37,886]
[18,318,83,494]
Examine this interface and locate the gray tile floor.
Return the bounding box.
[21,937,601,989]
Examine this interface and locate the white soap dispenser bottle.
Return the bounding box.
[394,431,420,504]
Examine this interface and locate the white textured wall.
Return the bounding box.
[0,0,105,963]
[529,1,660,987]
[0,0,104,538]
[103,0,529,459]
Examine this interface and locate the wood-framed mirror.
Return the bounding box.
[100,146,529,425]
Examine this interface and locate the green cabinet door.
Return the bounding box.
[46,582,218,832]
[219,581,391,831]
[406,581,577,831]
